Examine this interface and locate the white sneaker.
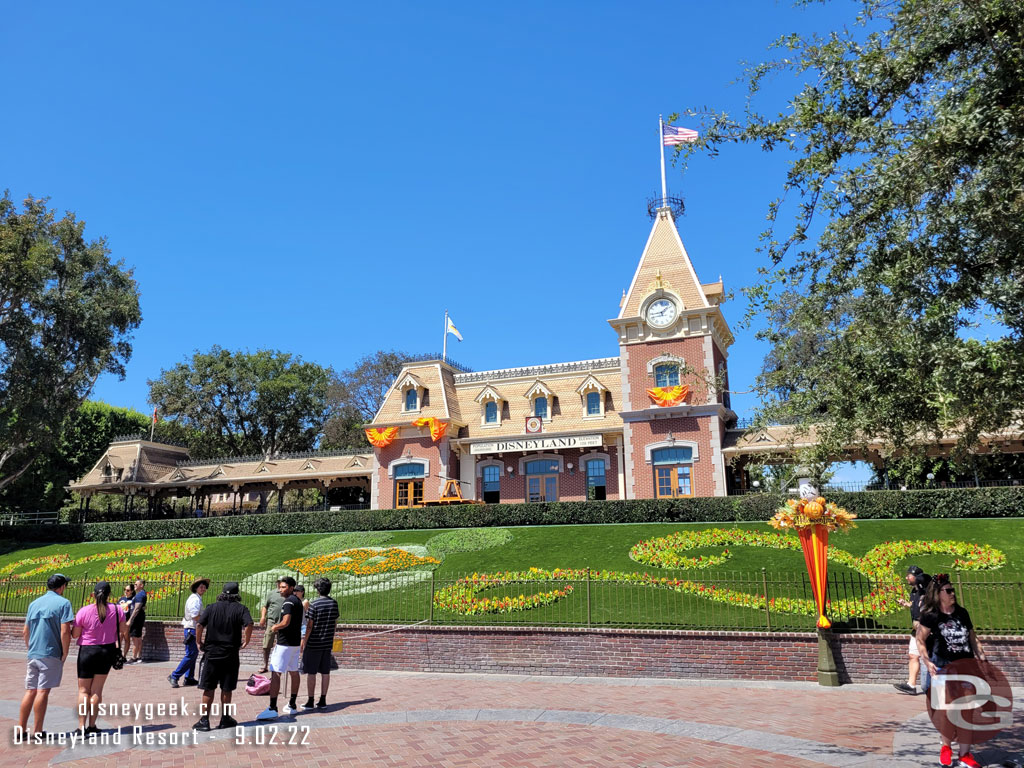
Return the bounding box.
[282,705,298,716]
[255,708,278,721]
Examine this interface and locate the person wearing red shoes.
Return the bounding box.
[916,574,987,768]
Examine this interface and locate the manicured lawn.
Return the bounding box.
[2,518,1021,633]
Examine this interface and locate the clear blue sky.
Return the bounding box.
[2,2,872,480]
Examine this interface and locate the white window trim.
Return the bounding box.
[479,395,503,427]
[532,394,553,422]
[646,353,686,376]
[518,452,564,476]
[475,458,504,479]
[581,451,612,472]
[582,390,605,419]
[387,456,430,479]
[644,439,699,465]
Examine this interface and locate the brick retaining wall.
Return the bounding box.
[2,618,1021,685]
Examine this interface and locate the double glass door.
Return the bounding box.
[655,466,692,498]
[395,479,424,508]
[527,474,558,503]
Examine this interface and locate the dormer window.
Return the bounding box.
[654,363,680,387]
[576,374,610,419]
[395,372,425,414]
[523,380,554,422]
[474,385,504,427]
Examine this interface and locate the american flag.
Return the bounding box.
[663,124,699,145]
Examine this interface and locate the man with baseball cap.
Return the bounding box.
[19,573,73,737]
[169,577,209,688]
[193,582,253,731]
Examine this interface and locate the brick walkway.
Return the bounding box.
[1,652,1021,767]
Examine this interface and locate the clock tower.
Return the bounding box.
[609,205,735,498]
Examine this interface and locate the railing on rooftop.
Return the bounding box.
[399,353,474,373]
[730,478,1024,495]
[727,417,805,430]
[455,357,620,384]
[176,447,370,468]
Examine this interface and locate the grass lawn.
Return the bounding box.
[1,518,1021,633]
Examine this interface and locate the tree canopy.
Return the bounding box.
[149,347,331,457]
[323,350,408,450]
[684,0,1024,461]
[0,193,142,490]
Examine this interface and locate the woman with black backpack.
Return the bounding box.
[72,581,128,735]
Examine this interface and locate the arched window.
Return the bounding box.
[586,459,606,500]
[534,396,548,419]
[525,459,559,475]
[654,364,680,388]
[484,400,498,423]
[651,446,693,497]
[404,388,418,411]
[586,391,601,416]
[482,464,501,504]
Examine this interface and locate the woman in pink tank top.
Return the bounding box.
[72,581,128,734]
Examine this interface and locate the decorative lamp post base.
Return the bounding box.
[817,629,840,687]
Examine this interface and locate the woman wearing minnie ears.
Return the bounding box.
[916,574,987,768]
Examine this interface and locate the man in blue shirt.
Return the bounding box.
[19,573,73,737]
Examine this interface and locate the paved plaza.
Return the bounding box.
[1,651,1021,767]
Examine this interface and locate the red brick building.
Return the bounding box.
[367,206,735,509]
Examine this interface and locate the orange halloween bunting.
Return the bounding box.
[412,417,448,442]
[364,427,399,448]
[646,385,689,407]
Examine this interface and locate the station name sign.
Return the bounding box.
[469,434,603,455]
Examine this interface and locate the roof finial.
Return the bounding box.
[619,289,626,308]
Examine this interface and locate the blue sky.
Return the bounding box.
[2,2,872,479]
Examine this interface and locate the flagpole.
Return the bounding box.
[442,310,448,363]
[659,115,667,208]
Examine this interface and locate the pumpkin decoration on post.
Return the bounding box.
[769,495,857,629]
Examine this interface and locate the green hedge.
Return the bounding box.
[6,486,1024,543]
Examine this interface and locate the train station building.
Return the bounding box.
[71,204,742,513]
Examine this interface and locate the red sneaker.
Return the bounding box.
[940,745,953,767]
[958,754,982,768]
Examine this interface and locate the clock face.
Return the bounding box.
[646,298,677,328]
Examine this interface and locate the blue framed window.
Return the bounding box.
[586,459,606,500]
[525,459,559,475]
[586,391,601,415]
[651,446,693,465]
[484,400,498,423]
[534,396,548,419]
[394,463,425,479]
[404,388,418,411]
[654,364,680,387]
[482,464,501,503]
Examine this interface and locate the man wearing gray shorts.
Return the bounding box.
[19,573,74,737]
[300,577,339,710]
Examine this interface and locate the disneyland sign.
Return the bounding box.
[469,434,603,455]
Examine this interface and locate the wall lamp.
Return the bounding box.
[506,466,514,476]
[566,462,575,475]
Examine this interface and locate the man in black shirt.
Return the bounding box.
[257,577,303,720]
[193,582,253,731]
[300,577,340,709]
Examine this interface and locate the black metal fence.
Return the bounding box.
[4,569,1021,635]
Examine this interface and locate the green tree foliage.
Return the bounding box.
[684,0,1024,461]
[149,347,331,457]
[0,193,142,490]
[0,401,147,511]
[323,349,408,450]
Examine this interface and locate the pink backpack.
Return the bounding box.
[245,674,271,695]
